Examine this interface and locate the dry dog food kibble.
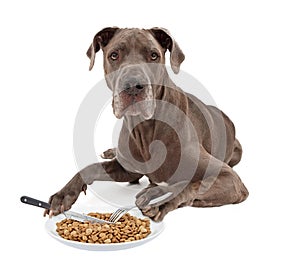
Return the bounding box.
[56,212,151,244]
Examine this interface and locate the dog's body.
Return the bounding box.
[46,28,248,221]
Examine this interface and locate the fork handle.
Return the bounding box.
[20,196,50,209]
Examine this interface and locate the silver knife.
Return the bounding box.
[20,195,113,224]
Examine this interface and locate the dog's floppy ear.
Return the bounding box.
[149,27,185,74]
[87,27,119,71]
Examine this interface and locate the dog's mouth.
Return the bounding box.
[113,85,156,120]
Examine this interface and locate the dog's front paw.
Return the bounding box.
[141,206,163,222]
[136,181,192,222]
[135,185,176,222]
[135,185,173,209]
[140,203,176,222]
[44,173,87,217]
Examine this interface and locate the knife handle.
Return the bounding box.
[20,196,50,210]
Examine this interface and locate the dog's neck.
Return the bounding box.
[155,77,189,114]
[118,76,191,169]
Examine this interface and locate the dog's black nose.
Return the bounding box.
[123,78,145,95]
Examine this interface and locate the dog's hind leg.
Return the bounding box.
[136,167,248,222]
[136,155,248,221]
[192,163,248,208]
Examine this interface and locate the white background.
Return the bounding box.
[1,0,299,271]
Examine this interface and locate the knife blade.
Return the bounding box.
[20,195,113,224]
[63,210,113,224]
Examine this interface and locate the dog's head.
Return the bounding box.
[87,27,185,119]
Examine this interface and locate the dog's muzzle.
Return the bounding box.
[112,65,156,119]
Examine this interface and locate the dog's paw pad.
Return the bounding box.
[142,206,159,218]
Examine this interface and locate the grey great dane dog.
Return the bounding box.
[45,27,249,222]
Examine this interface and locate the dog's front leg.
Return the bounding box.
[45,159,142,216]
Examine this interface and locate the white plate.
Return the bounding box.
[45,206,164,251]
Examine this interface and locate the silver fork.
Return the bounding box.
[109,205,135,223]
[109,191,173,223]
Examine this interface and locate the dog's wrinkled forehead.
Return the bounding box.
[87,27,185,74]
[107,29,163,52]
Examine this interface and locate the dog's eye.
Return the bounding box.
[110,52,119,61]
[150,52,159,61]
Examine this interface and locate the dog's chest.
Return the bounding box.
[117,120,182,180]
